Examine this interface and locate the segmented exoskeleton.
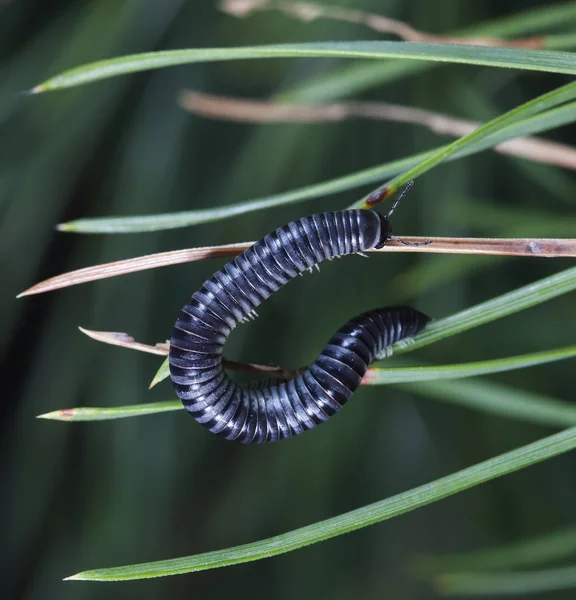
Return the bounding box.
[169,205,430,443]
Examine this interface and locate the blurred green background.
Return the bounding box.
[2,0,575,598]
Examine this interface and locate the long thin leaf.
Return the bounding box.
[22,236,575,297]
[419,527,576,573]
[149,266,576,386]
[220,0,554,48]
[37,402,182,422]
[436,566,576,596]
[547,32,576,50]
[18,244,252,296]
[65,425,576,580]
[59,95,576,233]
[403,379,576,429]
[394,265,576,354]
[47,346,576,421]
[180,90,576,172]
[57,153,427,233]
[366,345,576,383]
[31,42,576,93]
[150,360,170,389]
[283,1,576,102]
[352,82,576,207]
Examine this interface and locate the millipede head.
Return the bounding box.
[373,213,393,249]
[373,180,415,249]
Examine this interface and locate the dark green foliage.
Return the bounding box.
[2,1,575,598]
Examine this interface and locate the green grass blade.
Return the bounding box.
[284,1,576,103]
[394,266,576,355]
[546,32,576,50]
[403,379,576,428]
[368,345,576,383]
[45,378,576,428]
[284,35,576,104]
[37,401,181,421]
[46,347,576,422]
[58,151,430,233]
[351,81,576,206]
[477,2,576,35]
[420,527,576,573]
[45,346,576,427]
[65,426,576,580]
[449,98,576,158]
[436,566,576,596]
[150,358,169,388]
[149,267,576,387]
[32,42,576,93]
[282,60,429,103]
[59,96,576,233]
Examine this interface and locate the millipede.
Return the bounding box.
[169,184,431,443]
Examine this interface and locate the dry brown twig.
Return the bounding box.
[79,327,170,356]
[180,91,576,172]
[79,327,301,381]
[220,0,543,49]
[77,327,388,384]
[18,236,576,298]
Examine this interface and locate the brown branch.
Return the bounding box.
[180,91,576,172]
[17,243,250,297]
[18,236,576,298]
[79,327,300,381]
[378,237,576,257]
[78,327,387,384]
[78,327,169,356]
[180,90,347,122]
[220,0,543,49]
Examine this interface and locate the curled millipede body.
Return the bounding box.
[169,209,430,443]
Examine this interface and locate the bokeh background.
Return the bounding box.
[2,1,575,598]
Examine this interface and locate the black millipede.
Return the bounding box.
[169,185,431,443]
